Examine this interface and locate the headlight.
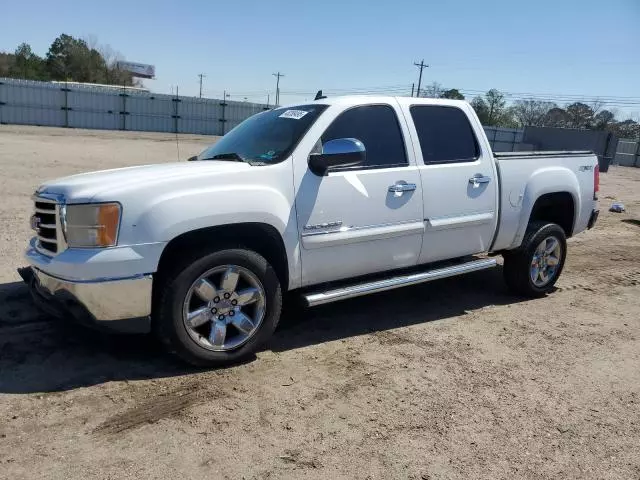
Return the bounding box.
[64,203,121,248]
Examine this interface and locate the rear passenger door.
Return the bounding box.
[404,103,499,263]
[294,102,424,286]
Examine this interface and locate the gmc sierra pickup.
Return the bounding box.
[20,96,600,366]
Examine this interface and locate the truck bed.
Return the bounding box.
[491,150,598,252]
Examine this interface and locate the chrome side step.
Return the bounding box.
[303,258,497,307]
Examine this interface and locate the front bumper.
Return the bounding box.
[19,267,152,333]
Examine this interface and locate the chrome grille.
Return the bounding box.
[32,195,65,255]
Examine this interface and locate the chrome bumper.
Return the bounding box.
[19,267,153,333]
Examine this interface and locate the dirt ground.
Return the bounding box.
[0,125,638,480]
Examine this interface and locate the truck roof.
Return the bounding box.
[282,95,470,109]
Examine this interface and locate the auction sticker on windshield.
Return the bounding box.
[279,110,309,120]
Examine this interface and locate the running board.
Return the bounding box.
[303,258,497,307]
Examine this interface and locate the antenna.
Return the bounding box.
[314,90,327,100]
[175,85,181,161]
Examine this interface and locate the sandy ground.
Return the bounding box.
[0,125,638,480]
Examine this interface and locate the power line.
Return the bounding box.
[199,83,640,112]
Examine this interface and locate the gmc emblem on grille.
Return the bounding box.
[30,215,41,231]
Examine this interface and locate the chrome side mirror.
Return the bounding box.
[308,138,366,176]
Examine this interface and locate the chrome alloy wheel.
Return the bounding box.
[182,265,266,351]
[530,236,562,287]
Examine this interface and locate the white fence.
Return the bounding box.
[0,77,269,136]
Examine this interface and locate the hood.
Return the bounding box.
[37,161,252,203]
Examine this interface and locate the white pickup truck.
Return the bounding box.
[20,96,600,366]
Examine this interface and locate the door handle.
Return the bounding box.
[388,183,417,193]
[469,175,491,185]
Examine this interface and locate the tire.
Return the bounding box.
[154,248,282,367]
[503,222,567,298]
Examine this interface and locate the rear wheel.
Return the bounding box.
[155,248,282,366]
[503,222,567,297]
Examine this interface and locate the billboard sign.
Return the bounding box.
[116,61,156,79]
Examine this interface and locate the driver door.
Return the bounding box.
[293,102,424,287]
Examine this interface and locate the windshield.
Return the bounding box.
[198,104,328,164]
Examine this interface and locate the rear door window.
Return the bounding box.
[410,106,480,164]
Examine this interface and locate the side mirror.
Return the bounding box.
[187,155,198,162]
[308,138,366,176]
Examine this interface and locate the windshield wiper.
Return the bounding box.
[201,152,246,162]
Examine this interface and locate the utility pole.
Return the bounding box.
[198,73,206,98]
[273,72,284,106]
[411,83,415,97]
[413,60,429,97]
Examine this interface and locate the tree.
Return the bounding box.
[471,96,490,124]
[609,119,640,139]
[1,34,137,86]
[0,51,15,77]
[471,89,515,126]
[9,43,48,80]
[44,33,134,85]
[565,102,595,129]
[441,88,465,100]
[593,110,615,130]
[545,107,571,128]
[512,99,557,127]
[420,81,443,98]
[46,34,87,80]
[485,89,508,125]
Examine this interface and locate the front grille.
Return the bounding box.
[33,197,61,255]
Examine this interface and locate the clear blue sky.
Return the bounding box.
[2,0,639,117]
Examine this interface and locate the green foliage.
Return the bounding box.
[441,88,465,100]
[512,100,558,127]
[469,90,637,137]
[10,43,48,80]
[565,102,595,129]
[471,89,515,126]
[0,34,135,86]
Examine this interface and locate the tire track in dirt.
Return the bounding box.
[94,385,221,435]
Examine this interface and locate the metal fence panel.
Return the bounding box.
[179,98,221,135]
[127,93,175,132]
[0,79,65,126]
[0,77,267,135]
[615,139,640,167]
[67,89,121,129]
[2,104,65,126]
[483,126,524,152]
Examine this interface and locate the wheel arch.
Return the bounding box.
[155,223,290,293]
[527,192,576,237]
[513,167,581,247]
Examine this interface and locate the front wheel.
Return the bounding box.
[503,222,567,297]
[154,248,282,366]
